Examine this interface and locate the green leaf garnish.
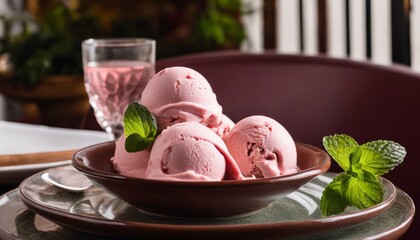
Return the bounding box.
[358,140,406,175]
[125,133,155,152]
[320,173,350,216]
[123,102,157,152]
[321,134,406,216]
[322,134,359,170]
[343,170,384,209]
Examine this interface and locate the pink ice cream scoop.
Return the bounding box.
[140,67,223,132]
[146,122,243,181]
[224,116,298,178]
[213,114,235,139]
[111,135,151,178]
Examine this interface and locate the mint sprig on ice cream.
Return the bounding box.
[320,134,406,216]
[123,101,158,152]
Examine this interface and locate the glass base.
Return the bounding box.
[105,125,124,140]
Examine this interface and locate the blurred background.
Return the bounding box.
[0,0,246,128]
[0,0,419,129]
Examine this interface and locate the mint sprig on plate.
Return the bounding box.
[123,102,158,152]
[320,134,406,216]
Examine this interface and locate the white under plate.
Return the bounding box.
[0,121,109,155]
[0,121,109,185]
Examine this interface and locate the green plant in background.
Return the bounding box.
[0,0,246,89]
[0,5,101,88]
[195,0,245,51]
[107,0,246,58]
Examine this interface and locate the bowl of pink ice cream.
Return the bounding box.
[73,132,330,218]
[72,66,331,218]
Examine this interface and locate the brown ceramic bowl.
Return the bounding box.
[73,141,330,218]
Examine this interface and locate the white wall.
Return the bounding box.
[241,0,264,52]
[241,0,412,69]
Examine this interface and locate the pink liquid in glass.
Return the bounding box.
[84,61,155,136]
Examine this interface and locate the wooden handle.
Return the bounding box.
[0,149,77,167]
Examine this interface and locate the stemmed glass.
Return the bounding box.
[82,38,155,140]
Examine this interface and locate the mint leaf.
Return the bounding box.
[320,173,350,216]
[321,134,405,216]
[358,140,407,176]
[125,133,154,152]
[343,170,384,209]
[349,147,363,167]
[322,134,359,170]
[123,102,157,152]
[124,102,157,138]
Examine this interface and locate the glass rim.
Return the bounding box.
[82,38,155,47]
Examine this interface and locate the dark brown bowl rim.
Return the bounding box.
[72,141,331,187]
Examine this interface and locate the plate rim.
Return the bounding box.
[17,166,398,239]
[0,187,413,240]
